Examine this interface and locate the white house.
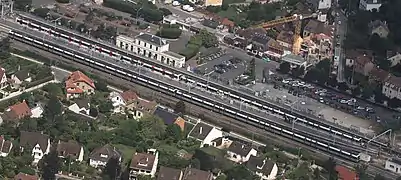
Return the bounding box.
[10,70,32,88]
[0,66,7,89]
[89,144,122,168]
[109,91,126,113]
[56,140,85,162]
[129,149,159,179]
[385,158,401,174]
[247,156,278,180]
[20,131,51,163]
[68,98,90,115]
[188,122,223,148]
[30,103,44,118]
[226,141,258,163]
[116,33,186,68]
[388,53,401,67]
[0,136,12,157]
[359,0,382,11]
[382,76,401,100]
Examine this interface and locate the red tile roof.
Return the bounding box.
[336,165,358,180]
[0,135,12,154]
[130,152,156,171]
[14,173,39,180]
[6,101,32,120]
[121,90,138,103]
[221,18,234,27]
[369,67,391,82]
[65,71,95,94]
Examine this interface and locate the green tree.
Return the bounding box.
[159,8,172,16]
[291,66,305,77]
[0,37,11,59]
[39,150,61,180]
[156,28,182,39]
[14,0,33,11]
[95,81,109,92]
[312,168,322,179]
[45,96,63,122]
[322,157,338,180]
[102,157,121,180]
[165,124,182,142]
[138,115,166,140]
[174,100,186,114]
[279,62,291,74]
[89,107,99,117]
[355,164,369,180]
[198,29,218,48]
[98,100,114,113]
[225,165,255,180]
[32,8,50,18]
[42,83,64,97]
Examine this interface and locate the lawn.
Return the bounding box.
[217,6,247,22]
[113,144,136,165]
[0,56,35,72]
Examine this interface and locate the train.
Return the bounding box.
[13,15,388,148]
[8,29,364,162]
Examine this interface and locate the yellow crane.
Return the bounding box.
[256,13,317,54]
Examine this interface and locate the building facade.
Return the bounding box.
[116,34,186,68]
[382,76,401,100]
[385,158,401,174]
[359,0,382,11]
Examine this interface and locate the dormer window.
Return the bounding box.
[100,153,108,158]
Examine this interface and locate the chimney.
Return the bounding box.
[242,144,245,149]
[199,127,203,134]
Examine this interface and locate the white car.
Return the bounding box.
[340,99,348,104]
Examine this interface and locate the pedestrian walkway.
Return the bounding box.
[0,79,58,102]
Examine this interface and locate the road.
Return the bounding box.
[9,24,401,179]
[335,1,348,83]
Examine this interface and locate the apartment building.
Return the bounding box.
[116,33,186,68]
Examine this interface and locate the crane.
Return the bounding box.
[256,13,317,54]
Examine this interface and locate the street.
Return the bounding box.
[335,2,348,82]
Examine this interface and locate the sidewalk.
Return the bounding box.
[0,80,58,102]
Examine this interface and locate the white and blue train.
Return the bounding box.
[13,16,389,148]
[8,29,364,162]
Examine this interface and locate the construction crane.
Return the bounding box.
[256,13,317,54]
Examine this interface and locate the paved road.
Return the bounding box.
[156,1,204,19]
[335,2,348,82]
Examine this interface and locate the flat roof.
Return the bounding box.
[281,54,306,65]
[164,51,185,59]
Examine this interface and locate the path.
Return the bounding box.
[0,79,58,102]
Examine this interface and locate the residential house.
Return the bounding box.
[182,167,213,180]
[157,166,183,180]
[302,33,333,60]
[89,144,122,168]
[30,103,44,118]
[335,165,358,180]
[127,98,158,119]
[0,135,12,157]
[211,136,232,149]
[369,20,389,38]
[68,98,91,115]
[382,76,401,100]
[246,156,278,180]
[202,19,219,29]
[226,140,258,163]
[10,70,32,87]
[188,122,223,147]
[236,28,267,44]
[129,149,159,179]
[345,49,374,67]
[276,31,294,50]
[153,107,185,131]
[318,0,331,10]
[20,131,51,163]
[220,18,234,32]
[65,71,96,99]
[0,66,7,89]
[14,172,39,180]
[251,34,271,52]
[303,20,333,38]
[359,0,382,11]
[204,0,222,6]
[385,158,401,174]
[353,55,375,76]
[109,90,138,113]
[368,67,391,84]
[266,39,284,57]
[387,51,401,67]
[2,101,32,122]
[116,33,186,68]
[56,140,84,162]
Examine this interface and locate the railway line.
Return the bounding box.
[10,14,391,149]
[8,28,367,163]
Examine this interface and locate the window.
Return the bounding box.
[156,47,159,51]
[144,43,147,48]
[150,45,153,50]
[120,41,123,47]
[131,45,133,51]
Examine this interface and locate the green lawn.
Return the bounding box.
[113,144,136,165]
[217,6,246,22]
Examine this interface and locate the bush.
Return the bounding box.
[55,0,70,3]
[156,28,182,39]
[179,44,200,60]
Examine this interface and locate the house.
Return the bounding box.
[116,34,186,68]
[11,70,32,86]
[30,103,44,118]
[226,140,258,163]
[182,167,213,180]
[382,76,401,100]
[246,156,278,180]
[20,131,51,163]
[14,172,39,180]
[188,122,223,147]
[368,67,391,84]
[353,55,375,76]
[359,0,382,11]
[220,18,234,31]
[0,66,7,89]
[204,0,222,6]
[202,19,219,29]
[65,71,96,99]
[345,49,374,67]
[303,20,333,38]
[369,20,389,38]
[127,98,158,119]
[157,166,183,180]
[109,90,137,113]
[387,51,401,67]
[3,101,32,122]
[89,144,122,168]
[56,140,84,162]
[276,31,294,50]
[0,135,12,157]
[318,0,331,10]
[236,28,267,43]
[153,107,185,131]
[385,158,401,174]
[129,149,159,179]
[68,98,91,115]
[251,34,271,52]
[335,165,358,180]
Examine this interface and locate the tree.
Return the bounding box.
[355,164,369,180]
[198,29,218,48]
[89,107,99,117]
[374,174,386,180]
[247,58,256,80]
[33,8,50,18]
[42,83,64,97]
[0,38,10,59]
[351,87,361,96]
[14,0,32,10]
[159,8,172,16]
[312,168,322,180]
[156,28,182,39]
[45,96,63,121]
[388,98,401,108]
[102,157,121,180]
[291,66,305,77]
[39,150,61,180]
[95,81,109,92]
[322,157,338,180]
[98,100,114,113]
[279,62,291,74]
[396,176,401,180]
[138,115,166,140]
[225,165,255,180]
[165,124,182,142]
[174,100,186,114]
